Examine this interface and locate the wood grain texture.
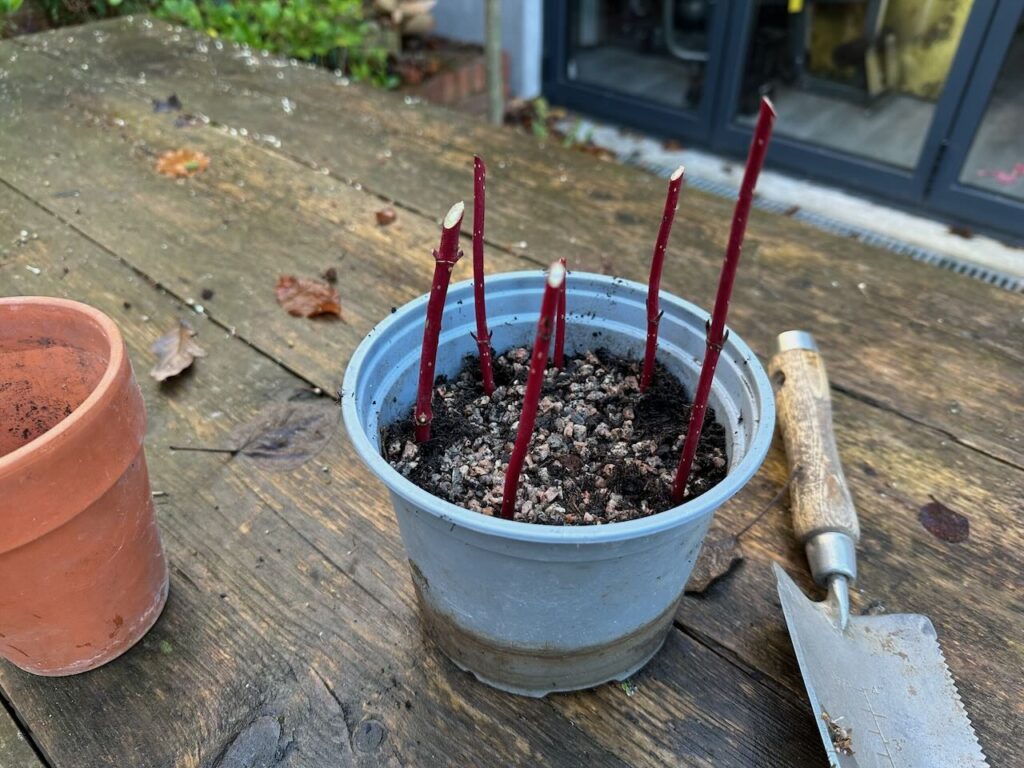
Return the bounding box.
[0,700,43,768]
[682,388,1024,766]
[0,20,1021,767]
[14,18,1023,469]
[768,346,859,543]
[0,162,825,767]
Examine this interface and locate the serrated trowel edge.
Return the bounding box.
[773,562,989,767]
[930,634,989,767]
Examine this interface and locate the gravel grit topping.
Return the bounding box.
[384,347,728,525]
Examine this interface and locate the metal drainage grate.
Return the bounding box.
[635,159,1024,295]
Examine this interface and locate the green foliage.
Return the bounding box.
[1,0,394,87]
[0,0,23,35]
[32,0,143,25]
[529,97,550,140]
[157,0,395,87]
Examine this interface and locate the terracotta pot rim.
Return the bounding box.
[0,296,124,471]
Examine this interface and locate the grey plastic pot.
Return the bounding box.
[342,271,774,696]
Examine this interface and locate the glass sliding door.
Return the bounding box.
[711,0,998,207]
[961,30,1024,204]
[928,2,1024,238]
[543,1,1024,240]
[543,1,730,143]
[566,0,712,109]
[735,0,978,170]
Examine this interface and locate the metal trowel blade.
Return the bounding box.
[773,563,987,768]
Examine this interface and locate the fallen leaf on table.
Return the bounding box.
[150,321,207,382]
[156,148,210,178]
[375,207,397,226]
[275,275,342,318]
[228,401,338,471]
[684,533,743,594]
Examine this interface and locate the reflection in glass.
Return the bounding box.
[566,0,711,109]
[738,0,975,169]
[959,22,1024,202]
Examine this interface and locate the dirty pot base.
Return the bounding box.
[413,576,678,697]
[26,574,169,677]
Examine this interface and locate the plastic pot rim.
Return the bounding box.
[0,296,124,474]
[342,270,774,546]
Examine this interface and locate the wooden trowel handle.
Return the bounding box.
[768,331,860,546]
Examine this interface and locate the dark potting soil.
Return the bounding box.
[383,347,728,525]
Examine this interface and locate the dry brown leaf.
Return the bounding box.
[150,321,207,382]
[275,275,342,318]
[228,401,339,471]
[156,149,210,178]
[375,206,397,226]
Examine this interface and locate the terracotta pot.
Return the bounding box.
[0,297,168,676]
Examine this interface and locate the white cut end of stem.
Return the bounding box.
[548,262,566,288]
[670,165,685,181]
[761,95,777,119]
[443,201,465,229]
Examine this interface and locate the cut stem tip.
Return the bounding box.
[548,262,566,288]
[444,201,465,229]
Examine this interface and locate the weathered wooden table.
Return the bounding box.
[0,17,1021,767]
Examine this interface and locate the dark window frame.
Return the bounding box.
[709,0,998,207]
[927,1,1024,240]
[542,0,1023,242]
[542,0,733,146]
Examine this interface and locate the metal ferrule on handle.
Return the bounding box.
[806,531,856,585]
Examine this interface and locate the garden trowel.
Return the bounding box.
[768,330,987,768]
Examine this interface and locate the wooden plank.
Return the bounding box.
[0,43,884,550]
[13,18,1024,470]
[4,37,1019,768]
[0,177,827,765]
[19,15,1016,344]
[20,15,1023,355]
[1,39,1020,765]
[1,186,381,767]
[684,390,1024,767]
[0,700,44,768]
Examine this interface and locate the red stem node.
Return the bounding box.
[553,257,567,369]
[414,201,465,443]
[472,156,496,395]
[671,97,776,503]
[500,262,566,520]
[640,166,685,392]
